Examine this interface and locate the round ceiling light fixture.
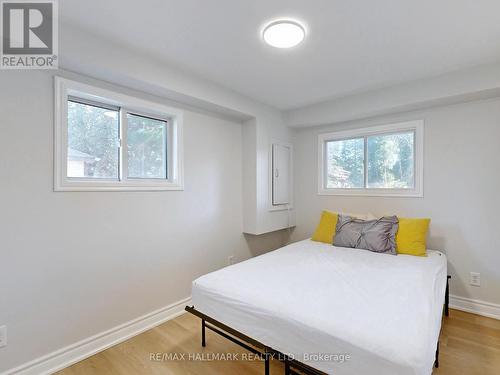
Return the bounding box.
[262,20,306,48]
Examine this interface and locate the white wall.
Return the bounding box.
[292,97,500,306]
[0,70,286,373]
[59,25,295,235]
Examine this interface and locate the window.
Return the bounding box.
[318,121,423,197]
[55,77,183,191]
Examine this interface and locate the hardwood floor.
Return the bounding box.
[434,310,500,375]
[57,309,500,375]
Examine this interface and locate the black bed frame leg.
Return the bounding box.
[201,319,206,347]
[434,340,440,368]
[445,275,451,317]
[264,348,270,375]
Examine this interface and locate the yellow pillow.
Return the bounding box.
[396,218,431,256]
[311,211,338,244]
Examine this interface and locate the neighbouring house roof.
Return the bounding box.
[67,148,99,162]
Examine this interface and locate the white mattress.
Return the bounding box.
[192,239,447,375]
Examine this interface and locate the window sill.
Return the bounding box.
[54,181,184,192]
[317,188,423,198]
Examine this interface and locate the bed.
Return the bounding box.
[188,239,448,375]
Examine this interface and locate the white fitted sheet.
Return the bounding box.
[192,239,447,375]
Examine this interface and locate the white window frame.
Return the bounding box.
[318,120,423,197]
[54,77,184,191]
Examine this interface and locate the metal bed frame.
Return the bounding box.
[186,275,451,374]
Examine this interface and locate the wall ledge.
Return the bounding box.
[285,62,500,127]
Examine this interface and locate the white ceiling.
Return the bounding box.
[60,0,500,110]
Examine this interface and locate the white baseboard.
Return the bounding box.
[2,297,192,375]
[449,295,500,320]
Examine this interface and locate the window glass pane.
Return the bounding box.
[326,138,364,188]
[127,114,167,179]
[367,132,414,188]
[67,101,119,179]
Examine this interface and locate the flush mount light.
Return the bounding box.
[263,20,306,48]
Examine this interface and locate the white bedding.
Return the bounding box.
[191,239,447,375]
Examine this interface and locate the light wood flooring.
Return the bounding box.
[57,309,500,375]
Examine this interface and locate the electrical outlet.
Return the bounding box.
[228,256,235,265]
[0,326,6,348]
[470,272,481,287]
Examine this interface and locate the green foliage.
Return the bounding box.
[67,101,119,178]
[367,132,414,188]
[326,132,414,189]
[127,114,167,179]
[326,138,364,188]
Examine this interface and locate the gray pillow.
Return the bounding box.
[333,215,399,255]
